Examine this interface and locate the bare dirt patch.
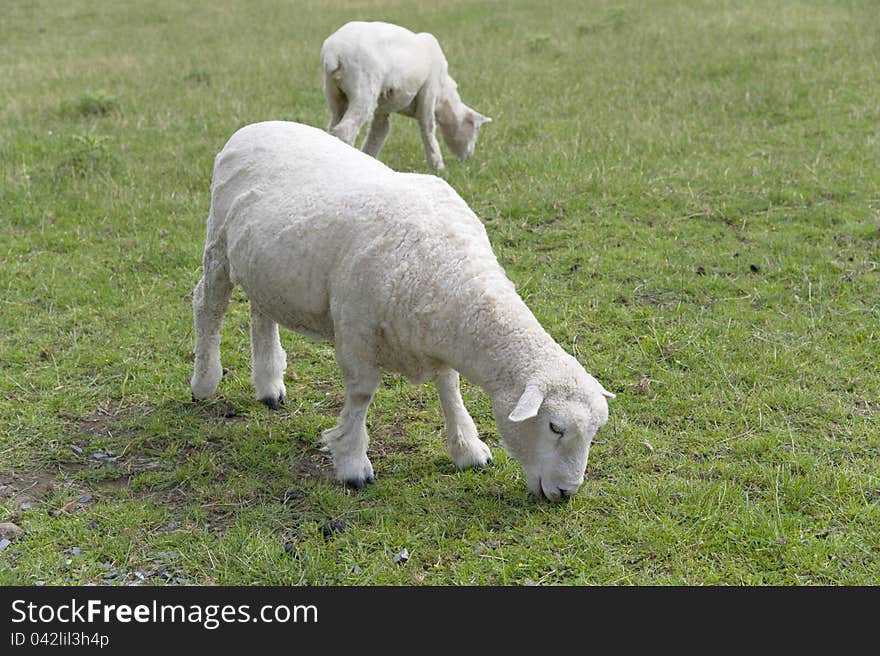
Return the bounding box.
[59,399,152,440]
[368,423,423,460]
[852,398,880,416]
[290,449,334,484]
[0,470,62,509]
[633,289,684,308]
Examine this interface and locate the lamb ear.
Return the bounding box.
[586,372,616,400]
[508,384,545,422]
[469,111,492,127]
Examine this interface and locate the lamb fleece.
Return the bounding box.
[197,121,537,392]
[321,20,490,169]
[191,121,611,498]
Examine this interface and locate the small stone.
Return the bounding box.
[0,522,24,540]
[392,548,409,564]
[633,375,651,395]
[70,444,84,454]
[750,263,760,272]
[320,519,347,540]
[352,564,361,574]
[281,487,302,503]
[75,493,93,506]
[0,539,12,552]
[695,266,707,276]
[283,542,296,554]
[19,501,34,510]
[71,547,83,556]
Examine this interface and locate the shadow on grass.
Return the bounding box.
[20,394,548,531]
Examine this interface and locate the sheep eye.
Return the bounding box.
[549,422,564,437]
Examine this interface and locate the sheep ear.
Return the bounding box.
[469,111,492,127]
[508,384,545,422]
[586,372,616,400]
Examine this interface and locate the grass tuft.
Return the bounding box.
[60,91,120,118]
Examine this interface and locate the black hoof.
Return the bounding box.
[474,458,494,471]
[260,393,285,411]
[344,474,374,491]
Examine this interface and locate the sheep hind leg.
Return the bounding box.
[321,347,380,489]
[328,87,377,147]
[435,368,493,470]
[190,260,233,400]
[324,76,348,132]
[249,305,287,410]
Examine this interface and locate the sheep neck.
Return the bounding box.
[435,81,465,127]
[444,283,562,399]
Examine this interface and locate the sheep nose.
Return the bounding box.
[558,487,576,500]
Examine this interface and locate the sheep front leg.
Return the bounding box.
[191,262,233,400]
[321,345,380,489]
[435,368,493,469]
[361,111,391,159]
[249,305,287,410]
[416,92,445,170]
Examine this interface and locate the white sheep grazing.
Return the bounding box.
[190,121,614,501]
[321,20,491,171]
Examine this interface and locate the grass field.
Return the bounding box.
[1,0,878,585]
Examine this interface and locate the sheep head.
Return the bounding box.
[492,355,614,501]
[437,105,492,161]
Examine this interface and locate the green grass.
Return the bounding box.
[1,0,878,585]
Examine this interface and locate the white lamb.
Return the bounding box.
[190,121,614,501]
[321,20,492,170]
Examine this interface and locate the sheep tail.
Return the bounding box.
[321,49,343,79]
